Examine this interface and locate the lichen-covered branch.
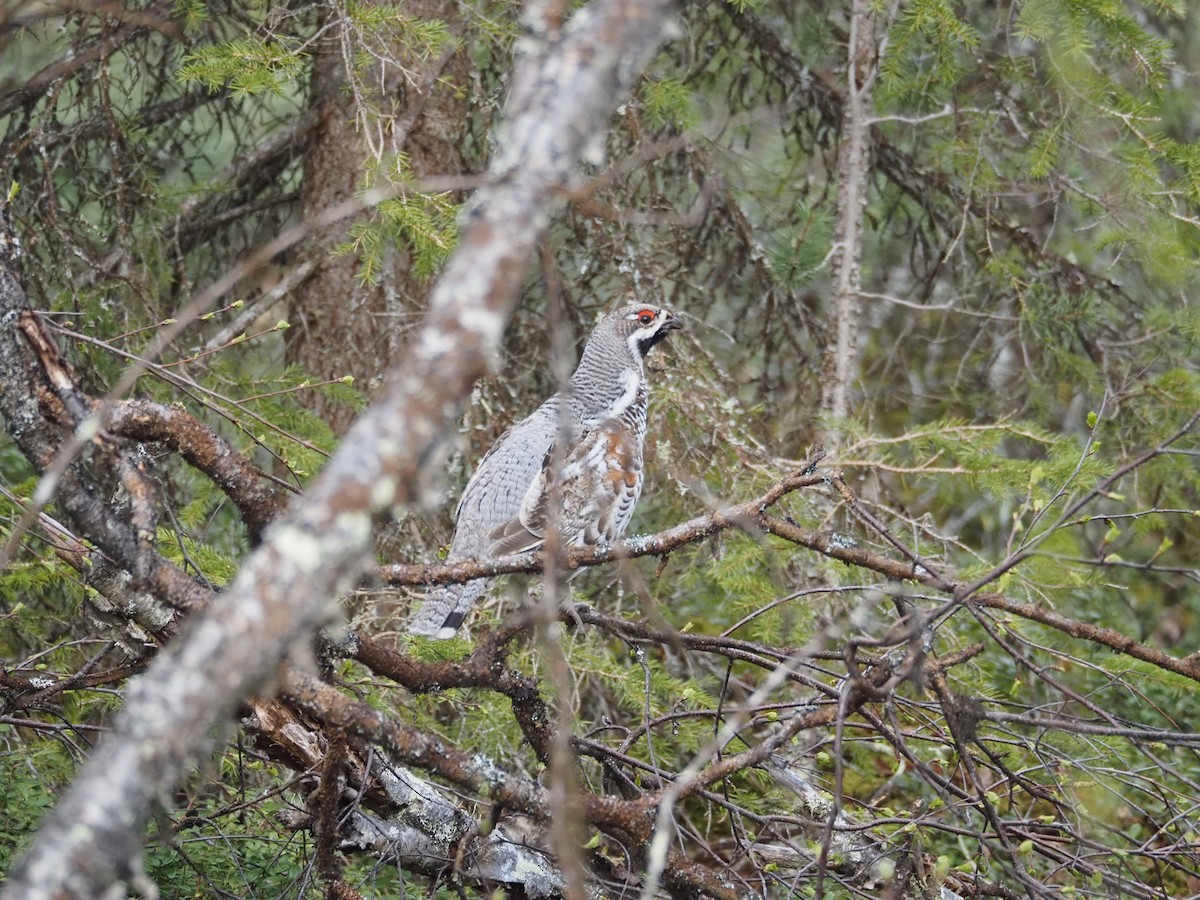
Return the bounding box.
[106,398,286,543]
[0,1,679,896]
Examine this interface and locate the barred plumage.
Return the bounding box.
[409,305,681,638]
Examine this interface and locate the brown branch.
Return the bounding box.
[0,716,102,735]
[280,665,553,816]
[0,273,213,611]
[312,730,347,887]
[760,513,923,581]
[279,665,743,900]
[106,399,286,543]
[350,625,557,765]
[379,457,829,586]
[974,592,1200,683]
[0,661,148,705]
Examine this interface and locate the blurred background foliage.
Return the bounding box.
[1,0,1198,896]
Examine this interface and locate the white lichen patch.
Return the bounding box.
[419,327,457,358]
[623,534,650,554]
[271,525,328,572]
[471,753,508,787]
[459,306,505,347]
[371,475,396,509]
[271,513,370,575]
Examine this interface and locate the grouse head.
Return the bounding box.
[612,305,682,358]
[568,305,681,407]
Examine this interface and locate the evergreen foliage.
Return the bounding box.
[1,0,1198,896]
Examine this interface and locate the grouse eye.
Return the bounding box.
[637,310,656,326]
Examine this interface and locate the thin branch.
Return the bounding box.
[1,2,680,896]
[379,457,827,586]
[974,592,1200,683]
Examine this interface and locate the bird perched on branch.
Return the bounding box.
[410,305,682,638]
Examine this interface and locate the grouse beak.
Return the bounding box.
[637,309,681,357]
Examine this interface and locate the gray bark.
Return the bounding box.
[0,0,677,896]
[820,0,877,443]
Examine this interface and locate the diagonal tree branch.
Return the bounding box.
[0,1,679,896]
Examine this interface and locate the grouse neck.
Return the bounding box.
[607,368,645,420]
[573,328,642,376]
[558,366,641,428]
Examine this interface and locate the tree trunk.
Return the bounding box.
[820,0,877,446]
[288,0,469,435]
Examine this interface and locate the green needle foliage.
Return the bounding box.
[1,0,1199,896]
